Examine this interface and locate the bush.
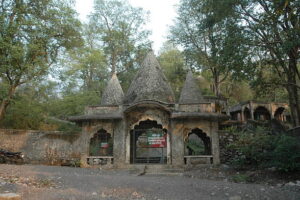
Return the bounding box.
[268,135,300,172]
[227,127,300,172]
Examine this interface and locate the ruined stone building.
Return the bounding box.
[69,52,228,167]
[229,101,289,123]
[0,52,292,167]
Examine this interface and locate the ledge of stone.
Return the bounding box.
[0,193,21,200]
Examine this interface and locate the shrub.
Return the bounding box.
[231,174,250,183]
[227,126,300,172]
[268,135,300,172]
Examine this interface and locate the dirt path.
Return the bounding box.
[0,164,299,200]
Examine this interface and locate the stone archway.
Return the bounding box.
[89,129,113,156]
[274,107,285,121]
[254,106,271,121]
[243,107,251,121]
[184,128,211,156]
[130,120,168,164]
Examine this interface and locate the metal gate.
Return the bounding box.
[131,128,167,164]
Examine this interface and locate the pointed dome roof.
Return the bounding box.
[123,51,175,104]
[101,73,124,105]
[179,70,204,104]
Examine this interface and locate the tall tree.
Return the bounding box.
[170,0,252,97]
[59,23,109,94]
[233,0,300,126]
[89,0,151,74]
[158,42,187,98]
[0,0,82,120]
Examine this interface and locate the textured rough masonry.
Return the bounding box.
[101,73,124,105]
[0,193,21,200]
[69,51,228,168]
[123,51,175,104]
[0,51,229,168]
[179,70,204,104]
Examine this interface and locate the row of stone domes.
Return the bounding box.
[101,51,204,105]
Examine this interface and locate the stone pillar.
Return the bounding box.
[125,132,130,164]
[269,103,274,119]
[241,109,245,122]
[249,102,254,120]
[170,121,185,166]
[237,113,241,121]
[167,132,171,164]
[211,130,220,165]
[113,119,126,167]
[80,124,90,167]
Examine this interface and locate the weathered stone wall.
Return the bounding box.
[219,130,239,164]
[170,120,220,166]
[177,103,215,113]
[0,129,81,165]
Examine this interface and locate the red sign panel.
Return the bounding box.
[147,132,166,148]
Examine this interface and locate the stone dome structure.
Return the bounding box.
[101,73,124,105]
[179,70,204,104]
[123,51,175,104]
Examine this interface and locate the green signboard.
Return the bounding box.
[146,131,166,148]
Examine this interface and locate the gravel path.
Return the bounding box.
[0,164,299,200]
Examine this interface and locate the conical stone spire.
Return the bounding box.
[123,51,175,104]
[179,70,204,104]
[101,73,124,105]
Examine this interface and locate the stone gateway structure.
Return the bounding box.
[69,52,228,168]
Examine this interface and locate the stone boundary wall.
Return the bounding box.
[288,127,300,135]
[219,130,238,164]
[0,129,81,165]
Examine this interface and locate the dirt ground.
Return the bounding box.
[0,164,299,200]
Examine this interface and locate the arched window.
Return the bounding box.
[89,129,113,156]
[274,107,285,121]
[130,120,167,164]
[185,128,211,155]
[254,106,271,121]
[243,107,251,121]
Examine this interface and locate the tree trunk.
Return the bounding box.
[286,84,300,126]
[214,75,221,97]
[0,100,10,121]
[286,57,300,127]
[0,85,17,121]
[111,51,116,74]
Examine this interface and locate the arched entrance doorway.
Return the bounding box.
[89,129,113,156]
[184,128,211,156]
[243,107,251,121]
[130,120,167,164]
[274,107,285,121]
[254,106,271,121]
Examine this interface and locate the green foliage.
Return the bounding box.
[221,80,254,105]
[0,93,45,129]
[89,0,151,73]
[231,174,250,183]
[170,0,252,96]
[269,135,300,172]
[158,43,187,98]
[187,140,205,155]
[59,45,109,94]
[43,118,81,133]
[251,66,288,102]
[228,127,300,172]
[233,0,300,125]
[47,91,100,119]
[0,0,82,120]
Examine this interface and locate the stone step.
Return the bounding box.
[129,165,184,175]
[0,193,21,200]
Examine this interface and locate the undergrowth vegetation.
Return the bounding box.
[227,127,300,172]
